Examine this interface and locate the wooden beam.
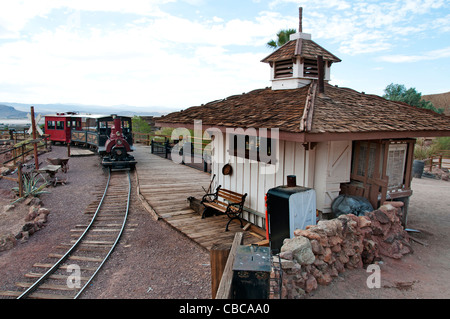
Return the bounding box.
[215,232,244,299]
[404,140,415,190]
[317,55,325,94]
[303,130,450,143]
[210,243,231,299]
[30,106,39,169]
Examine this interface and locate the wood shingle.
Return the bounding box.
[261,39,341,63]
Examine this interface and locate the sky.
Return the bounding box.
[0,0,449,113]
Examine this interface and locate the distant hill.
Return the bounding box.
[0,102,174,117]
[0,105,28,118]
[422,91,450,116]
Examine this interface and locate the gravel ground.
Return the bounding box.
[0,145,211,299]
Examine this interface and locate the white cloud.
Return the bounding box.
[0,6,275,107]
[0,0,175,39]
[379,46,450,63]
[267,0,449,56]
[0,1,56,38]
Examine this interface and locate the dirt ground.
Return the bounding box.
[0,145,449,299]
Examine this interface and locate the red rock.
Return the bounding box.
[358,216,372,228]
[305,275,318,293]
[383,201,404,208]
[331,244,341,253]
[38,208,50,215]
[310,239,324,255]
[334,259,345,273]
[343,247,356,257]
[294,229,322,241]
[323,247,333,263]
[317,272,332,285]
[329,235,343,246]
[373,210,390,224]
[329,265,339,277]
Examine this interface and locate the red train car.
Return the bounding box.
[44,112,82,143]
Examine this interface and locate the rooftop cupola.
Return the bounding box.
[261,7,341,90]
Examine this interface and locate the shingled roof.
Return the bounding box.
[158,86,309,132]
[261,38,341,63]
[156,82,450,142]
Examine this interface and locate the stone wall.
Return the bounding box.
[275,202,412,298]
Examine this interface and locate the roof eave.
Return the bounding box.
[303,130,450,143]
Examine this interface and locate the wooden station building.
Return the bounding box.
[156,15,450,229]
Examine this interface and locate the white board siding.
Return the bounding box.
[314,140,352,214]
[210,134,315,228]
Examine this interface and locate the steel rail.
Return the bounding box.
[74,169,131,298]
[17,169,130,299]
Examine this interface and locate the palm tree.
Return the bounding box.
[266,28,297,50]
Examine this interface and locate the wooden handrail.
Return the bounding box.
[1,137,48,165]
[215,232,244,299]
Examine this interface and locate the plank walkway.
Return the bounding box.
[133,145,265,251]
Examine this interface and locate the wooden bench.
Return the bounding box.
[201,185,247,231]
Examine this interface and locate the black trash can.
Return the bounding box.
[232,245,271,299]
[266,177,316,253]
[412,160,425,178]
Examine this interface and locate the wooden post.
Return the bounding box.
[17,162,23,198]
[30,106,39,169]
[210,243,231,299]
[299,7,303,33]
[317,55,325,94]
[215,232,244,299]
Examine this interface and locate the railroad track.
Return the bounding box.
[1,169,131,299]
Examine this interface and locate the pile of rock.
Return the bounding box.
[15,205,51,241]
[276,203,412,298]
[424,167,449,181]
[0,199,51,252]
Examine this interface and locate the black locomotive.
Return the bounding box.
[99,115,137,170]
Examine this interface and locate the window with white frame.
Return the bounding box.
[386,143,407,189]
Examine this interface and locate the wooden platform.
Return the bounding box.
[133,145,266,251]
[69,148,95,156]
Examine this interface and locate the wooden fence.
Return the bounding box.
[1,131,50,197]
[1,136,49,166]
[0,129,29,143]
[427,150,450,171]
[132,132,212,172]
